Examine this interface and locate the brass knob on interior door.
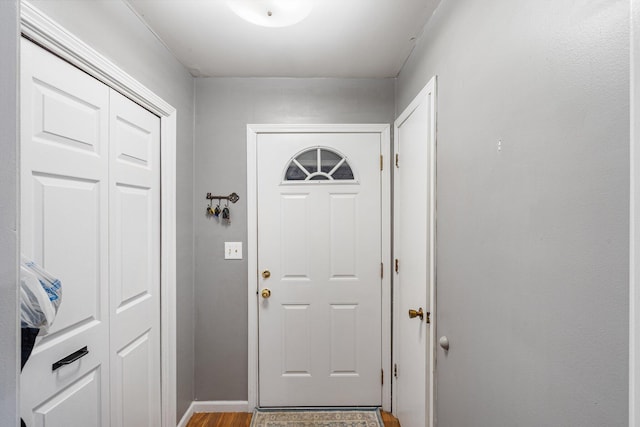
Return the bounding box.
[408,307,424,321]
[261,288,271,299]
[262,270,271,279]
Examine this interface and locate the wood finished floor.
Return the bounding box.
[185,411,400,427]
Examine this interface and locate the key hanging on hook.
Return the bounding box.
[222,199,230,223]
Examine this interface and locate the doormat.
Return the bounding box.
[250,408,383,427]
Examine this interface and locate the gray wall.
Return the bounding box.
[0,1,20,426]
[193,78,395,400]
[397,0,629,426]
[15,1,631,423]
[23,1,196,421]
[634,0,640,421]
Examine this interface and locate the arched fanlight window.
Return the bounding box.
[284,147,355,182]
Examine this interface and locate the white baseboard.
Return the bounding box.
[177,402,195,427]
[177,401,251,427]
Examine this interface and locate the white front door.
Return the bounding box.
[257,132,383,407]
[20,38,161,427]
[393,79,437,427]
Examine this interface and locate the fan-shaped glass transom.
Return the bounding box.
[284,148,355,182]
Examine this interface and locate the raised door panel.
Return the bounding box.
[31,174,101,335]
[114,185,153,308]
[115,332,153,427]
[282,305,311,376]
[280,194,311,279]
[32,368,103,427]
[329,304,359,376]
[329,194,358,279]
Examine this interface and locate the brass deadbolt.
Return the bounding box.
[262,270,271,279]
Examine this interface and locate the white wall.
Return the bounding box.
[21,1,196,422]
[192,77,395,400]
[397,0,629,425]
[0,1,20,426]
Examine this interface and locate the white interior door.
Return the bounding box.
[20,38,110,427]
[393,79,437,427]
[109,90,161,427]
[257,132,382,407]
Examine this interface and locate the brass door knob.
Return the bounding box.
[261,288,271,299]
[262,270,271,279]
[408,307,424,321]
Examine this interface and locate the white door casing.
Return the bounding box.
[109,90,161,427]
[247,124,392,410]
[392,77,437,427]
[258,133,381,406]
[631,1,640,424]
[20,3,178,426]
[20,38,111,427]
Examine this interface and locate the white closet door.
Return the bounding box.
[20,39,110,427]
[109,90,161,427]
[21,38,162,427]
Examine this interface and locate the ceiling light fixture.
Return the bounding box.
[226,0,314,28]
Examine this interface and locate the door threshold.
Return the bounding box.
[254,406,381,410]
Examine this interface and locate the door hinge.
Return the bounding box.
[381,369,384,385]
[394,363,398,378]
[395,153,399,168]
[380,155,384,171]
[380,262,384,278]
[395,259,399,273]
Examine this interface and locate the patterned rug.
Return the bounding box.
[250,408,383,427]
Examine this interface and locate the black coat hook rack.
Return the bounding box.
[206,192,240,203]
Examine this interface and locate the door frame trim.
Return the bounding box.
[247,123,392,411]
[631,1,639,424]
[20,3,178,426]
[392,76,437,427]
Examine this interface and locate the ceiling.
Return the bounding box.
[125,0,440,78]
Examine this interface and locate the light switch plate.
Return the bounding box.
[224,241,243,260]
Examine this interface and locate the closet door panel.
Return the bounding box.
[109,89,161,427]
[32,175,101,332]
[31,368,103,427]
[20,38,110,427]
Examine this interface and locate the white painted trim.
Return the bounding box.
[380,124,392,412]
[160,114,178,427]
[247,123,392,411]
[191,401,251,413]
[428,77,438,427]
[20,2,174,117]
[176,402,196,427]
[20,3,178,427]
[247,125,259,410]
[176,401,251,427]
[631,0,639,425]
[392,76,437,427]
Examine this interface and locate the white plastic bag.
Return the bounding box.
[20,257,62,332]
